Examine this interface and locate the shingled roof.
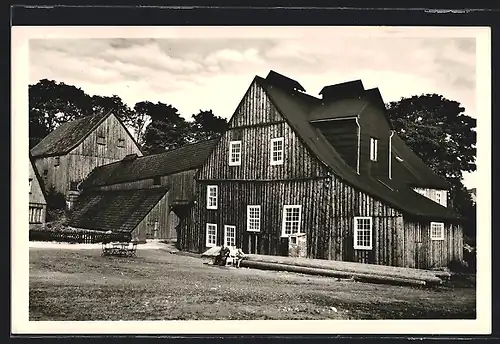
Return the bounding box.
[30,111,128,158]
[81,138,218,188]
[391,134,450,189]
[256,74,461,221]
[67,187,169,233]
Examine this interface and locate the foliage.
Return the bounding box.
[386,94,477,238]
[29,79,93,148]
[189,110,229,142]
[29,79,226,154]
[140,101,191,154]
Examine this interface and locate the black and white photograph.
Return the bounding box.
[12,24,491,335]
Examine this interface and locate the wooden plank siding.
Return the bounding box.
[403,221,463,269]
[197,80,330,181]
[34,114,142,196]
[130,192,170,242]
[184,77,464,269]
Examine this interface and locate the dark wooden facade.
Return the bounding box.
[85,170,197,240]
[183,75,463,269]
[33,113,142,197]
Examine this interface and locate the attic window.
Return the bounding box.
[153,176,161,185]
[117,138,125,148]
[97,134,106,145]
[29,178,33,194]
[54,156,60,167]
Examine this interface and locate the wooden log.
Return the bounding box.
[239,260,429,287]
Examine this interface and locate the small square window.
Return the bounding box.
[430,222,445,241]
[153,176,161,185]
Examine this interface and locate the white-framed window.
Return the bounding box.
[54,156,60,167]
[229,140,242,166]
[430,222,445,241]
[224,225,236,247]
[354,217,373,250]
[270,137,284,165]
[206,223,217,247]
[281,205,302,236]
[29,178,32,194]
[206,185,218,209]
[370,137,378,161]
[247,205,261,232]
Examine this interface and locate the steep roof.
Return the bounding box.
[30,110,141,158]
[81,138,218,188]
[391,134,450,189]
[256,74,461,221]
[67,187,169,233]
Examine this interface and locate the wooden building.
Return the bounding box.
[67,139,217,243]
[182,70,464,269]
[30,111,143,200]
[29,153,47,227]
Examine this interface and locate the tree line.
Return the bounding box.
[29,79,229,154]
[29,79,476,242]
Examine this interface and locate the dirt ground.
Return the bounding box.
[29,243,476,321]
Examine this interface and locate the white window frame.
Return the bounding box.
[247,205,261,232]
[224,225,237,247]
[206,185,218,210]
[430,222,445,241]
[281,205,302,237]
[354,216,373,250]
[270,137,284,166]
[29,178,33,194]
[435,191,442,205]
[206,223,217,247]
[370,137,378,161]
[229,140,242,166]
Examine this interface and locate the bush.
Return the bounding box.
[30,227,130,244]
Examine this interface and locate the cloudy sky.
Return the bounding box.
[28,27,480,188]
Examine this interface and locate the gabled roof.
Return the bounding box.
[81,138,218,188]
[67,187,169,233]
[391,134,450,190]
[309,98,368,122]
[30,110,142,158]
[30,111,110,158]
[256,74,461,221]
[29,152,48,201]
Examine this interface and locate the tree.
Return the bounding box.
[189,110,228,142]
[29,79,94,147]
[141,102,190,154]
[386,94,477,239]
[133,101,153,147]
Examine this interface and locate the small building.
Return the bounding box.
[29,153,47,227]
[181,70,464,269]
[67,139,217,243]
[30,111,143,201]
